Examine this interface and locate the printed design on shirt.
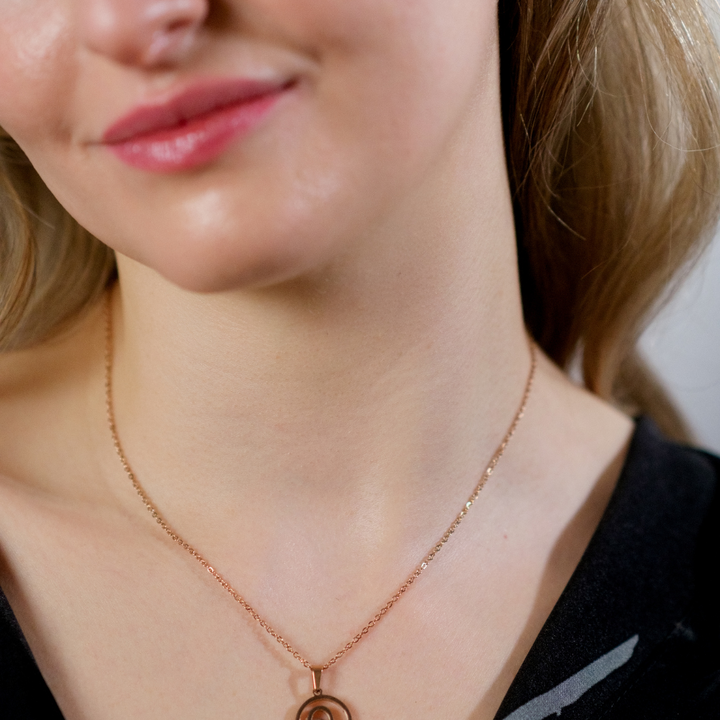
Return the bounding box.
[501,635,639,720]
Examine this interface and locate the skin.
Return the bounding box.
[0,1,633,719]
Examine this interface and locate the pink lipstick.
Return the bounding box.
[102,78,293,172]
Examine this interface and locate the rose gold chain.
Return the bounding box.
[104,294,536,671]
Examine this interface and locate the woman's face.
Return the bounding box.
[0,0,499,292]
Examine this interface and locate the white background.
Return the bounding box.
[640,232,720,453]
[634,0,720,453]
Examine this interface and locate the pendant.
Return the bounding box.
[295,668,352,720]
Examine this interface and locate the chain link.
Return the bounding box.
[104,293,536,671]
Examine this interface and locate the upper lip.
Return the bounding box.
[102,77,293,145]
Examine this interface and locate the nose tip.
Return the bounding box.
[82,0,209,67]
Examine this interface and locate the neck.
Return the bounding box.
[112,210,528,497]
[105,94,532,600]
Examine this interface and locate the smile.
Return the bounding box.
[102,78,295,172]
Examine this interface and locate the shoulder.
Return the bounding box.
[497,418,720,720]
[594,419,720,718]
[617,416,720,581]
[607,419,720,718]
[0,320,105,719]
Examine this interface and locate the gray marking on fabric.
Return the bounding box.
[502,634,639,719]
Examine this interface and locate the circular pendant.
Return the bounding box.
[295,694,352,720]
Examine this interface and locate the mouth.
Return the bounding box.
[102,77,296,172]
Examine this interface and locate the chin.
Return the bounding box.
[123,220,336,295]
[156,254,310,294]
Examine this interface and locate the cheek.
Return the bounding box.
[296,0,499,195]
[0,3,75,143]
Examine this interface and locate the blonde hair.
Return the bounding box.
[500,0,720,438]
[2,0,720,438]
[0,129,115,350]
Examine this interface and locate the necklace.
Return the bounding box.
[103,295,537,719]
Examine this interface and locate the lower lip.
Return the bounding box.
[106,90,287,173]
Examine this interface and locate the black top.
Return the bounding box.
[1,417,719,718]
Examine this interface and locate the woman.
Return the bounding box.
[0,1,718,718]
